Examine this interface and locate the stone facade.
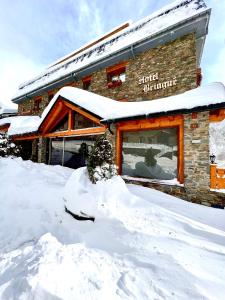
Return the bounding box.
[18,33,197,116]
[38,137,48,163]
[125,111,225,208]
[16,32,225,208]
[184,111,210,203]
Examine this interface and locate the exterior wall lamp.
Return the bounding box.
[210,154,216,164]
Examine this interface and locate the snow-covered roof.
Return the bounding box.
[13,0,209,101]
[4,82,225,137]
[0,116,40,136]
[41,82,225,124]
[0,102,17,115]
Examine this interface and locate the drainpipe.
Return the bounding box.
[130,45,135,59]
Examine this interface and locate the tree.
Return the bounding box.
[87,135,117,183]
[0,132,21,157]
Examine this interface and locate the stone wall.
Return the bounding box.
[18,33,197,115]
[38,137,48,163]
[125,111,225,208]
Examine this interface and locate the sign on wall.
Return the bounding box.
[139,72,177,94]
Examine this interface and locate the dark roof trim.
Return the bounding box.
[101,102,225,124]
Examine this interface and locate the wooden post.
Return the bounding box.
[210,164,217,189]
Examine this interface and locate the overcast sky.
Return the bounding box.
[0,0,224,107]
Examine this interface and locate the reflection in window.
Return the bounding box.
[49,135,101,169]
[122,128,178,180]
[73,112,98,130]
[50,114,68,132]
[49,138,63,165]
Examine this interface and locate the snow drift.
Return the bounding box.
[0,158,225,300]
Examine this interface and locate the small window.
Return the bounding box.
[82,76,92,91]
[48,92,54,103]
[106,62,127,89]
[33,98,42,112]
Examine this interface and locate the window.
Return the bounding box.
[50,114,68,132]
[49,135,101,168]
[82,76,91,91]
[106,62,127,89]
[48,92,54,103]
[73,112,98,130]
[33,98,42,112]
[122,128,178,180]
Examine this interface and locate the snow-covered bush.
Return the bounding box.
[0,132,21,157]
[87,135,117,183]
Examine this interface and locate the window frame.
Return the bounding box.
[106,62,127,89]
[116,115,184,183]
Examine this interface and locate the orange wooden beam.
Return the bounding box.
[209,109,225,122]
[40,100,65,133]
[0,124,10,132]
[43,126,106,138]
[68,110,74,131]
[63,101,102,126]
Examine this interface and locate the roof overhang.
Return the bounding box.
[12,9,211,104]
[39,95,103,135]
[102,101,225,124]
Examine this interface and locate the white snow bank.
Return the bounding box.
[0,158,225,299]
[63,167,135,218]
[40,82,225,123]
[0,115,41,136]
[14,0,208,99]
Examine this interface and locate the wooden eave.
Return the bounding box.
[0,123,10,132]
[39,95,106,136]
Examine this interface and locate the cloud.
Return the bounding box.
[201,0,225,85]
[0,51,44,106]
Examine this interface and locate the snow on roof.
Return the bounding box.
[47,21,132,69]
[41,82,225,124]
[0,102,17,115]
[14,0,208,100]
[0,116,41,136]
[3,82,225,137]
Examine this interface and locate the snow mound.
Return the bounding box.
[63,167,135,218]
[1,158,225,299]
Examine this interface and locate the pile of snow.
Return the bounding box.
[63,167,130,218]
[0,157,225,299]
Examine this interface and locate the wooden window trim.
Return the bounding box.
[116,115,184,184]
[33,97,42,112]
[106,62,127,89]
[82,75,92,91]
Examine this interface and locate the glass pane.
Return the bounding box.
[119,73,126,82]
[73,112,98,130]
[122,128,177,180]
[63,135,100,169]
[51,114,68,132]
[50,138,63,165]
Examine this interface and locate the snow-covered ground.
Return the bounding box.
[0,158,225,300]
